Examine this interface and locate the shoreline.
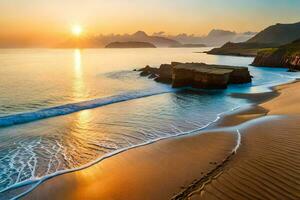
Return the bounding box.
[4,81,299,199]
[173,80,300,199]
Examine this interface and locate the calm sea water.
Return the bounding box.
[0,48,299,197]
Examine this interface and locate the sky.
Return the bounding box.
[0,0,300,46]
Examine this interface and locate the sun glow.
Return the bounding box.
[71,25,82,36]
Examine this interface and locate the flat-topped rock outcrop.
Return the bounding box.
[137,62,252,89]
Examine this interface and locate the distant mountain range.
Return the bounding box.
[88,31,180,48]
[57,31,180,48]
[208,21,300,57]
[154,30,256,47]
[59,30,255,48]
[247,22,300,45]
[105,41,156,48]
[0,29,257,48]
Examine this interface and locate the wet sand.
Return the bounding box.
[23,131,238,200]
[23,81,300,200]
[186,116,300,200]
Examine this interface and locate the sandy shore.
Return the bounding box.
[22,81,300,200]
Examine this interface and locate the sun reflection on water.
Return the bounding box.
[74,49,82,77]
[73,49,88,101]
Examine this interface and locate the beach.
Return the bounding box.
[1,2,300,199]
[20,81,300,199]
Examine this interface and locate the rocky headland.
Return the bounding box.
[252,39,300,71]
[207,22,300,57]
[137,62,252,89]
[206,42,277,57]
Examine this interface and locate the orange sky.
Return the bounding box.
[0,0,300,47]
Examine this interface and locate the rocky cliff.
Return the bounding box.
[207,42,278,57]
[137,62,252,89]
[252,39,300,71]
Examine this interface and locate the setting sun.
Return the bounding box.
[71,25,82,36]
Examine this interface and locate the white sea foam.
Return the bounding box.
[232,129,241,154]
[0,105,241,200]
[0,88,175,127]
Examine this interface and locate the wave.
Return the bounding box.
[0,105,241,200]
[0,88,176,128]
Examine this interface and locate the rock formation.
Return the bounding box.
[137,62,252,89]
[252,39,300,71]
[207,42,277,57]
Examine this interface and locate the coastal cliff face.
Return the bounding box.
[253,52,300,70]
[206,42,277,57]
[252,39,300,70]
[138,62,252,89]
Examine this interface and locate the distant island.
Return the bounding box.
[170,43,206,48]
[207,22,300,57]
[105,41,156,48]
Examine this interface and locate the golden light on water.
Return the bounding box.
[72,25,83,36]
[73,49,87,101]
[74,49,82,76]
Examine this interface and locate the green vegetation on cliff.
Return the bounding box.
[252,39,300,70]
[206,42,277,57]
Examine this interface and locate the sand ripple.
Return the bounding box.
[186,116,300,200]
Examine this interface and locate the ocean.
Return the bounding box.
[0,48,299,198]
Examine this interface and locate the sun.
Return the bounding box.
[71,25,82,36]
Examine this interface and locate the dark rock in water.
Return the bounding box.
[140,71,150,76]
[172,63,251,89]
[138,64,172,83]
[172,64,233,89]
[139,65,159,76]
[154,64,173,83]
[138,62,252,89]
[148,73,157,79]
